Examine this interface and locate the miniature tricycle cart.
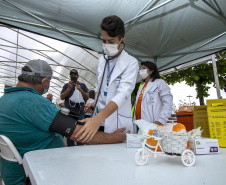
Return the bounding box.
[135,130,195,167]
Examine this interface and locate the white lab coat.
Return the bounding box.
[94,50,139,133]
[134,79,173,125]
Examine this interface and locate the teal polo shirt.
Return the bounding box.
[0,86,65,185]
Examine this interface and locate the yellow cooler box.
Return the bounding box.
[207,99,226,147]
[193,106,210,138]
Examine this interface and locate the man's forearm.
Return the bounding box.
[85,132,115,144]
[61,88,71,100]
[70,125,126,144]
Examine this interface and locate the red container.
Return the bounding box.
[176,106,194,131]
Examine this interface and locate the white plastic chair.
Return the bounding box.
[0,135,29,185]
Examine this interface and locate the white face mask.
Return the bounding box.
[69,89,84,106]
[139,69,149,79]
[102,40,122,57]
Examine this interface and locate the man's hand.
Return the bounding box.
[75,83,81,91]
[110,127,129,143]
[61,81,74,100]
[154,121,163,125]
[75,101,118,143]
[59,102,64,107]
[70,126,128,144]
[68,81,75,90]
[85,102,95,113]
[75,82,89,101]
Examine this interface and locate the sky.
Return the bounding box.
[169,81,226,109]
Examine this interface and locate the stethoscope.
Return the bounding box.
[91,44,125,117]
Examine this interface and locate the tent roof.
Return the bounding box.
[0,0,226,99]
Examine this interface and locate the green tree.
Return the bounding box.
[161,51,226,105]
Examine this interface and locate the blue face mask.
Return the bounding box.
[43,79,50,94]
[43,88,49,94]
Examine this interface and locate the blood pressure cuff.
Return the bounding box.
[49,111,77,138]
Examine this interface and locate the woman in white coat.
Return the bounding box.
[134,61,173,126]
[76,15,139,142]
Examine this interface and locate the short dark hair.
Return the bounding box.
[141,61,160,82]
[18,74,44,85]
[100,15,125,39]
[18,66,44,84]
[70,69,78,75]
[89,90,95,99]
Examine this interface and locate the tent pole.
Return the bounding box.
[202,0,226,21]
[162,46,226,57]
[159,31,226,70]
[125,0,154,29]
[0,18,98,38]
[3,0,95,51]
[124,0,174,24]
[212,54,221,99]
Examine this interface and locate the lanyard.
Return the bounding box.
[107,60,116,86]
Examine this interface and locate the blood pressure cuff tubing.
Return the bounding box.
[49,111,77,138]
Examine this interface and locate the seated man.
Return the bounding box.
[0,59,127,185]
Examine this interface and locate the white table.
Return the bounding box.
[23,143,226,185]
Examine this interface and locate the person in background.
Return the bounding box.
[85,90,95,118]
[134,61,173,128]
[46,93,53,102]
[59,101,65,108]
[56,97,65,109]
[0,59,127,185]
[80,15,139,142]
[60,69,88,146]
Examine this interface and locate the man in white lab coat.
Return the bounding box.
[76,15,139,142]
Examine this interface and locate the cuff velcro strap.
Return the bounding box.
[49,111,77,138]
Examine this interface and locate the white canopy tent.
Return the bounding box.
[0,0,226,100]
[0,25,101,99]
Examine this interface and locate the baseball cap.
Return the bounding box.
[70,69,78,75]
[22,59,59,79]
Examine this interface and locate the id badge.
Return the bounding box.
[104,85,108,96]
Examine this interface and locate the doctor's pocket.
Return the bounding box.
[118,113,133,132]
